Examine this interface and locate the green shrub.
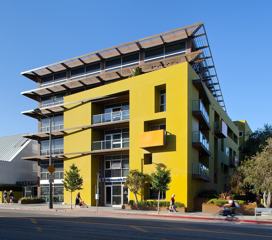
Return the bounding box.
[207,198,246,206]
[19,197,45,204]
[128,200,184,209]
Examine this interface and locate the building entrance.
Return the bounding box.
[104,183,128,206]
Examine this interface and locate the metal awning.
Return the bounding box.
[21,22,203,80]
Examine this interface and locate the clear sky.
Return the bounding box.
[0,0,271,135]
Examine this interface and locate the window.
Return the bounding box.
[160,89,166,112]
[239,131,243,137]
[86,62,101,73]
[149,124,166,131]
[165,41,186,56]
[54,71,66,81]
[155,84,166,113]
[105,57,121,70]
[225,147,230,157]
[104,155,129,178]
[41,75,54,85]
[71,66,85,77]
[145,46,164,61]
[144,154,152,165]
[122,53,139,66]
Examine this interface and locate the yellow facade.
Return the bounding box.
[63,62,240,210]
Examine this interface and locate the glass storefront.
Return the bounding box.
[40,184,64,203]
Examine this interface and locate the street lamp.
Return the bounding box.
[34,108,54,209]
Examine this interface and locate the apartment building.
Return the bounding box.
[21,23,245,210]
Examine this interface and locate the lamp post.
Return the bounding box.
[34,108,54,209]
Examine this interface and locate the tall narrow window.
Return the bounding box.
[160,89,166,112]
[155,84,166,113]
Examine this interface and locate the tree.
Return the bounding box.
[63,164,83,209]
[239,138,272,208]
[150,164,171,213]
[241,124,272,160]
[125,170,148,206]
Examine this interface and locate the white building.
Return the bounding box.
[0,134,38,196]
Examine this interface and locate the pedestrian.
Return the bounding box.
[9,190,14,204]
[75,192,82,207]
[222,195,238,216]
[3,190,8,204]
[169,194,177,212]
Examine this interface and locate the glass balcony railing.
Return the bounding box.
[41,99,64,108]
[40,148,64,155]
[92,138,129,151]
[192,131,209,152]
[192,100,209,124]
[40,171,64,180]
[40,124,64,133]
[92,110,129,125]
[192,163,209,179]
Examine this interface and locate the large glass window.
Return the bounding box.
[160,89,166,112]
[104,155,129,178]
[122,53,139,66]
[144,46,164,60]
[41,95,64,107]
[40,115,64,132]
[40,138,64,155]
[165,41,186,56]
[71,66,85,77]
[105,57,121,70]
[54,71,67,81]
[86,62,101,73]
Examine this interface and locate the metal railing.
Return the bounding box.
[92,138,129,151]
[40,171,64,180]
[92,110,129,124]
[192,131,209,151]
[192,163,209,179]
[192,100,209,124]
[40,124,64,133]
[40,148,64,155]
[41,99,64,108]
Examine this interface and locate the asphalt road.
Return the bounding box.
[0,209,272,240]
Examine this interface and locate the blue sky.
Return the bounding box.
[0,0,271,135]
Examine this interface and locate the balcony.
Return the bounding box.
[91,138,129,154]
[40,171,64,180]
[40,124,64,133]
[192,100,210,130]
[40,148,64,156]
[140,129,166,148]
[192,131,210,155]
[92,110,129,128]
[214,120,228,138]
[192,163,210,181]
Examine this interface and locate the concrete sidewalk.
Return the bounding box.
[1,203,272,225]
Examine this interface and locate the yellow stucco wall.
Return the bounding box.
[63,61,240,210]
[63,62,189,207]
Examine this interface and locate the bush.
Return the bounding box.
[128,200,184,209]
[207,198,246,206]
[19,197,45,204]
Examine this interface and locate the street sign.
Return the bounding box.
[48,165,55,173]
[95,194,99,200]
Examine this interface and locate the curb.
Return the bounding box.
[123,212,272,225]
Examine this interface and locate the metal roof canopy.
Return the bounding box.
[21,22,202,79]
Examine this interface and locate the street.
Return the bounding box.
[0,209,272,240]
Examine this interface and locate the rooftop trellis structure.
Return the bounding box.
[21,22,226,111]
[191,24,226,111]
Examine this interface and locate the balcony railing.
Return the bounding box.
[192,100,209,124]
[40,148,64,155]
[192,163,209,180]
[41,99,64,108]
[40,171,64,180]
[92,138,129,151]
[40,124,64,133]
[192,131,209,152]
[92,110,129,125]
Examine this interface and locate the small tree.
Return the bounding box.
[125,170,148,205]
[239,138,272,208]
[63,164,83,209]
[150,164,171,213]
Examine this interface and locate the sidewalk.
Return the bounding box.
[1,203,272,225]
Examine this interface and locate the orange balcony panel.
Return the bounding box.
[140,130,165,148]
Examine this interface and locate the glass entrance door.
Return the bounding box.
[105,185,112,206]
[104,184,128,206]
